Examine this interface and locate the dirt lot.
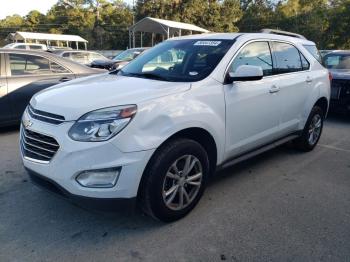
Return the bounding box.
[0,114,349,262]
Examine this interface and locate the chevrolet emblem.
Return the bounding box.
[23,119,33,128]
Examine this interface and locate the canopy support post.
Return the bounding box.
[151,33,154,46]
[140,32,143,48]
[76,41,79,50]
[128,30,131,49]
[84,42,87,50]
[167,27,170,39]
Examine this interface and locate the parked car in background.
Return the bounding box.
[323,50,350,113]
[21,32,329,222]
[3,43,48,51]
[320,50,335,58]
[90,48,147,71]
[52,50,109,66]
[0,49,102,127]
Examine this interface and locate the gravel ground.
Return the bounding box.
[0,114,349,262]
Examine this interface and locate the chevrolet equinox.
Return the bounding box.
[21,33,330,222]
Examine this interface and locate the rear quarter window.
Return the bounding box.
[303,45,322,64]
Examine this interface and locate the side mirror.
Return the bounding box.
[132,52,141,59]
[226,65,264,84]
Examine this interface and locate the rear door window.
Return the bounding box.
[29,45,43,50]
[271,42,303,74]
[303,45,322,64]
[9,54,69,75]
[15,45,27,49]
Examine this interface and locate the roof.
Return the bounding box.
[10,32,88,43]
[129,17,209,35]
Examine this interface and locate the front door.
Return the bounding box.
[223,41,281,159]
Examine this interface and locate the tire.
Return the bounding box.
[293,106,324,152]
[139,138,210,222]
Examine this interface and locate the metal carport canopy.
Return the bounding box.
[12,32,88,43]
[130,17,210,36]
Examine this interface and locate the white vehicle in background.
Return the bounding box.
[21,32,330,222]
[3,43,48,51]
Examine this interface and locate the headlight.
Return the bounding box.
[68,105,137,142]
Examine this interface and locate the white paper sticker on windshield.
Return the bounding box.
[194,41,222,46]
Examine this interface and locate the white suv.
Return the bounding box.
[20,33,330,222]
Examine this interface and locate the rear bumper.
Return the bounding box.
[27,168,137,212]
[330,98,350,113]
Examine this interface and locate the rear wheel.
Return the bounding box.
[294,106,324,151]
[139,138,209,222]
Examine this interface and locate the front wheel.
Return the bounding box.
[294,106,324,151]
[139,138,210,222]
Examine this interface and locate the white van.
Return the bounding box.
[4,43,48,51]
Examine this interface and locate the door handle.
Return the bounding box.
[59,77,71,82]
[269,85,280,93]
[306,76,313,83]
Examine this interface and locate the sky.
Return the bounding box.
[0,0,134,19]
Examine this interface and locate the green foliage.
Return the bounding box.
[0,0,349,49]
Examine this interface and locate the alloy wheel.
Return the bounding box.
[308,114,322,146]
[162,155,203,211]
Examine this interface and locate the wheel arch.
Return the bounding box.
[314,97,329,117]
[137,127,218,199]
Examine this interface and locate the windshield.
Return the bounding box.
[113,49,142,61]
[119,39,234,82]
[324,54,350,70]
[4,43,15,48]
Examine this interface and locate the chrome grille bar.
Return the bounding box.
[20,127,60,163]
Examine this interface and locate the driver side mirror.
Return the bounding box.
[132,52,141,59]
[226,65,264,84]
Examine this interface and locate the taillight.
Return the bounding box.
[328,72,333,82]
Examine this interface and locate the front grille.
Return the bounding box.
[27,105,65,125]
[331,79,350,100]
[21,127,60,163]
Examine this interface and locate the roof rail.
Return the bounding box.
[260,29,307,40]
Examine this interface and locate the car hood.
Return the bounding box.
[329,69,350,80]
[30,74,191,121]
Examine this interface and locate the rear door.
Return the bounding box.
[5,52,75,120]
[270,41,311,134]
[0,52,13,124]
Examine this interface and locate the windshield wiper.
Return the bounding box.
[121,71,169,81]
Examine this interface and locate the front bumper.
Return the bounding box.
[20,110,155,200]
[27,168,136,211]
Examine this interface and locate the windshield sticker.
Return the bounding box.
[194,41,222,46]
[189,71,199,76]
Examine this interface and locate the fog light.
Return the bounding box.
[76,167,121,188]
